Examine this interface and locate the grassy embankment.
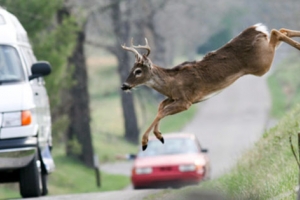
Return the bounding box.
[146,53,300,199]
[0,54,196,199]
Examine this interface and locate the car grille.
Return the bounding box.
[155,166,176,172]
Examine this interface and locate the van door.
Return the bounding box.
[19,47,51,148]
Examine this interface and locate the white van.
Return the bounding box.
[0,7,54,197]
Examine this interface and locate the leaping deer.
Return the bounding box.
[121,24,300,151]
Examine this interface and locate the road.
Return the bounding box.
[183,75,271,178]
[31,75,271,199]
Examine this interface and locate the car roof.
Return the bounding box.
[148,132,197,141]
[0,7,30,46]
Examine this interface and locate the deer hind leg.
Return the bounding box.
[280,28,300,38]
[270,29,300,50]
[141,99,192,151]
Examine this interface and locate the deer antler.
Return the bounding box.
[121,38,143,61]
[132,38,151,56]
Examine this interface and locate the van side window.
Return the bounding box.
[19,47,32,75]
[20,47,44,84]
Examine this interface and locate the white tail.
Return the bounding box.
[121,24,300,150]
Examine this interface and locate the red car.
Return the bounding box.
[131,133,210,189]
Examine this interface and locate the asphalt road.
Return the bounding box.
[30,74,271,200]
[183,75,271,178]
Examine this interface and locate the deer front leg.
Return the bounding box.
[142,99,192,150]
[152,98,174,144]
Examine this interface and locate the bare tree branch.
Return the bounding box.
[85,40,117,54]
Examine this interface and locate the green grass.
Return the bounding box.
[0,148,130,199]
[148,104,300,200]
[0,185,19,199]
[47,149,130,195]
[199,104,300,199]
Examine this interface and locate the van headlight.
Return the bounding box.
[2,110,32,127]
[135,167,153,174]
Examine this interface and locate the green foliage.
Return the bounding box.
[197,7,243,54]
[197,28,232,54]
[33,16,78,108]
[0,0,62,36]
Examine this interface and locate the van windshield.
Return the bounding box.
[0,45,25,84]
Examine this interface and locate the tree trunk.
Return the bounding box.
[117,51,139,144]
[66,27,94,167]
[111,0,140,144]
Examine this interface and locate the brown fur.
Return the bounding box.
[121,25,300,150]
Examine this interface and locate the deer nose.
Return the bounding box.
[121,83,132,90]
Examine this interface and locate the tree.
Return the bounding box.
[56,3,95,167]
[85,0,170,144]
[85,0,140,144]
[110,0,140,144]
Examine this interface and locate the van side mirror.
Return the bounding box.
[201,148,208,153]
[29,61,51,81]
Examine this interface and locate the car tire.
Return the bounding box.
[133,186,143,190]
[19,153,41,198]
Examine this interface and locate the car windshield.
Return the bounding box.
[138,137,199,157]
[0,45,24,84]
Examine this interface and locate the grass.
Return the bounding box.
[147,102,300,200]
[0,54,197,198]
[0,148,131,199]
[47,149,130,195]
[198,104,300,199]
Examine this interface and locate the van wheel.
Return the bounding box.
[19,153,41,198]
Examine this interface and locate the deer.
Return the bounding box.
[121,23,300,151]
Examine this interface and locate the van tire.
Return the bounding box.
[19,153,41,198]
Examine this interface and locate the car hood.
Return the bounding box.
[0,83,34,112]
[134,153,206,168]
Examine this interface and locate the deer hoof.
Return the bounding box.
[142,145,148,151]
[159,137,164,144]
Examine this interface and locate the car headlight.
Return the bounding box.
[135,167,153,174]
[179,164,197,172]
[2,111,32,127]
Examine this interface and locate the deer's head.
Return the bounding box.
[121,38,152,91]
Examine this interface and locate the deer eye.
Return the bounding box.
[134,69,142,76]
